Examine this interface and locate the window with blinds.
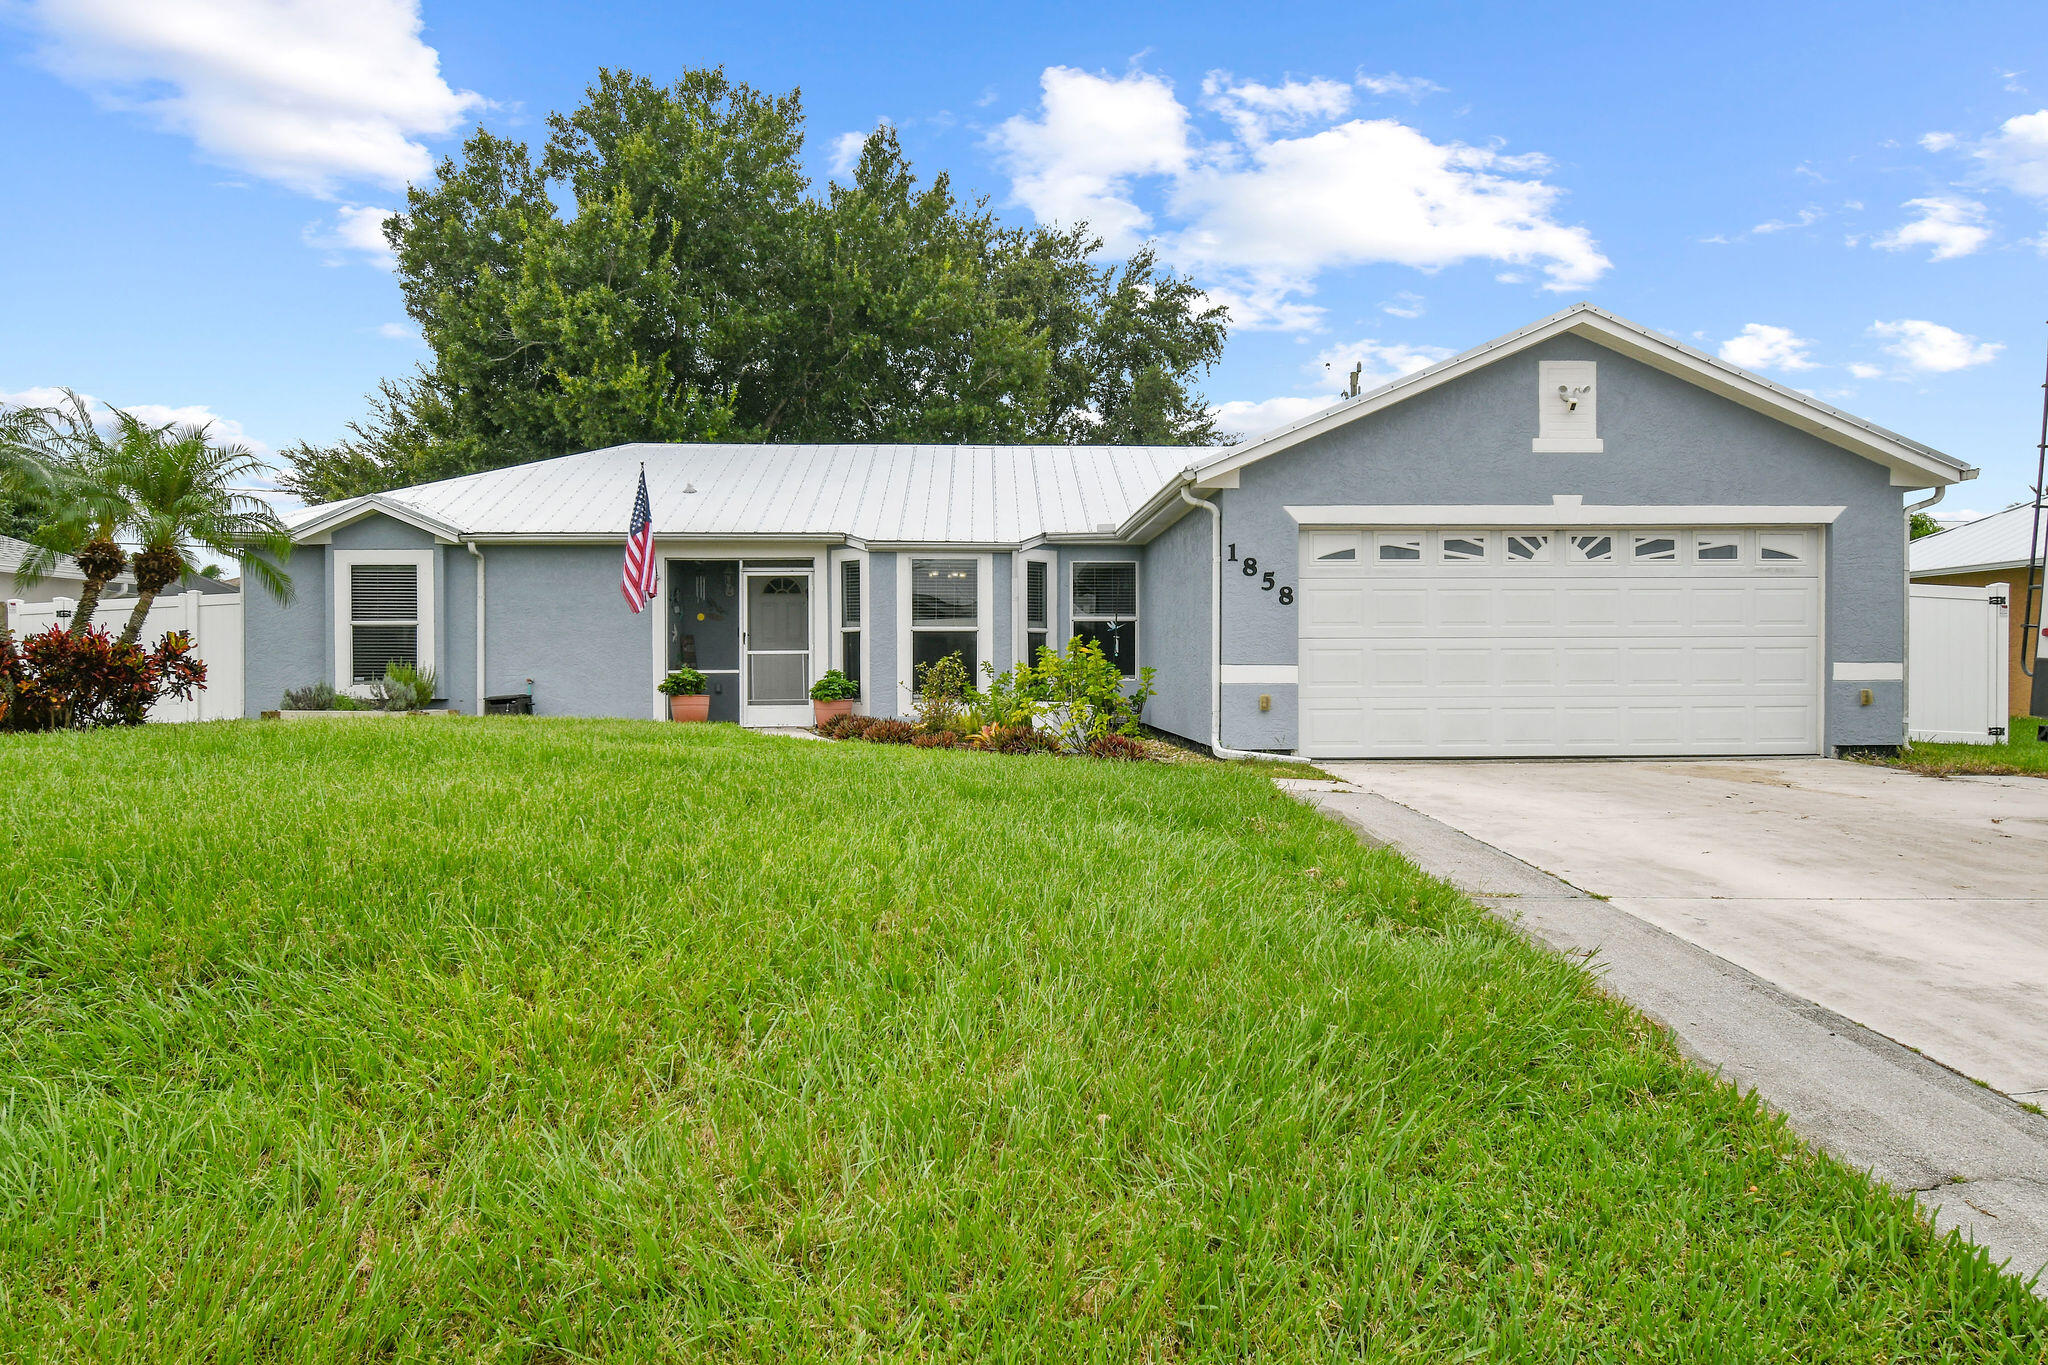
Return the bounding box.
[349,563,418,683]
[840,560,861,684]
[1070,561,1137,678]
[1024,559,1048,662]
[911,558,977,682]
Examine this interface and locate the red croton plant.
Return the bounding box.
[0,625,206,732]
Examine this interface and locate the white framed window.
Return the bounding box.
[1375,533,1423,562]
[1631,533,1678,562]
[1758,532,1809,563]
[835,553,864,692]
[1439,532,1489,563]
[1694,533,1741,562]
[1505,532,1552,562]
[1309,531,1359,562]
[1023,557,1050,661]
[1071,560,1138,677]
[1568,533,1615,562]
[332,548,435,691]
[907,556,980,687]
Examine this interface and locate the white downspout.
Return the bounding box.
[1900,485,1946,747]
[1178,484,1315,765]
[465,540,485,716]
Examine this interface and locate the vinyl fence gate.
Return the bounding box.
[1908,581,2008,745]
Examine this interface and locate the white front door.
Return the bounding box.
[741,569,814,726]
[1297,526,1824,758]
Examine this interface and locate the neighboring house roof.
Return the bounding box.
[0,534,137,592]
[288,443,1194,547]
[286,304,1973,549]
[1910,503,2043,576]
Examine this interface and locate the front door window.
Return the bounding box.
[745,573,810,705]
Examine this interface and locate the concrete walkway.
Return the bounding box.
[1282,762,2048,1295]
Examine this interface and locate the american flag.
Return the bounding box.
[621,466,657,612]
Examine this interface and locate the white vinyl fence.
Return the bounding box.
[6,591,244,722]
[1909,581,2008,745]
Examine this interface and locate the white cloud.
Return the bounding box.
[1380,290,1425,318]
[1209,394,1335,439]
[1201,73,1352,142]
[1973,109,2048,200]
[828,120,893,180]
[1716,323,1818,373]
[0,386,268,457]
[1919,131,1958,152]
[1357,71,1445,101]
[302,204,399,267]
[376,322,420,342]
[1309,337,1455,386]
[19,0,482,198]
[1847,361,1885,380]
[1872,196,1991,260]
[992,65,1607,330]
[1752,207,1823,234]
[1871,319,2003,373]
[991,67,1192,254]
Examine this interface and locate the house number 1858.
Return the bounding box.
[1227,547,1293,605]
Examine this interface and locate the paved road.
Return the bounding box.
[1287,758,2048,1295]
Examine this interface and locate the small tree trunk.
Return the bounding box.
[117,589,159,646]
[68,576,110,637]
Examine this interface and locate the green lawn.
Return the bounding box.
[1,720,2041,1360]
[1871,716,2048,777]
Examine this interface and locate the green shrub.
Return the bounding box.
[808,669,859,702]
[1034,639,1156,752]
[658,667,707,697]
[0,626,205,731]
[913,653,972,732]
[373,662,440,712]
[966,659,1045,729]
[281,681,339,711]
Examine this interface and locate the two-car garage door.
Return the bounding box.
[1298,526,1823,758]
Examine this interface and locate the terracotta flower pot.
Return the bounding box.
[668,693,710,722]
[812,698,855,726]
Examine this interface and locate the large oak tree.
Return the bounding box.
[283,69,1228,503]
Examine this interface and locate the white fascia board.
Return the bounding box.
[1912,559,2035,578]
[1284,503,1848,527]
[1189,302,1975,491]
[293,495,465,545]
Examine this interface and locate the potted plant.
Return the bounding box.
[659,667,710,721]
[809,669,860,726]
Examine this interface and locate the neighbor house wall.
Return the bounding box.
[1203,333,1909,752]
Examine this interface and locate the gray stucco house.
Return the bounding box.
[251,304,1973,757]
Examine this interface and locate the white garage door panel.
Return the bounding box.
[1298,527,1822,758]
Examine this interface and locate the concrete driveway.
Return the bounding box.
[1318,757,2048,1099]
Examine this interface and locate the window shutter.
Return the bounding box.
[351,625,417,682]
[841,560,861,627]
[350,563,418,620]
[1025,561,1047,630]
[1072,563,1135,618]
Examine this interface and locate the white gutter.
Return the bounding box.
[1899,486,1946,747]
[1177,485,1314,765]
[465,540,485,716]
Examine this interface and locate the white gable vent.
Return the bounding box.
[1535,360,1602,453]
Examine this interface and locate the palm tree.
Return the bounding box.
[7,392,140,637]
[116,424,293,645]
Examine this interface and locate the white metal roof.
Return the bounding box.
[1911,503,2044,575]
[288,442,1195,545]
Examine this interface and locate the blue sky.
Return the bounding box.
[2,1,2045,516]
